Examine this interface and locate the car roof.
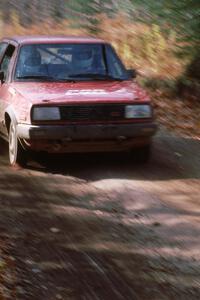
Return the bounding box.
[2,35,105,45]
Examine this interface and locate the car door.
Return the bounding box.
[0,43,16,137]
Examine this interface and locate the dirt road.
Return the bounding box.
[0,128,200,299]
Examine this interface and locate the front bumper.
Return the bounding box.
[17,122,157,153]
[17,122,157,140]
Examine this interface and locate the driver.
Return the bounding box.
[72,50,94,73]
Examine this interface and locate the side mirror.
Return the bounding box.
[0,71,5,83]
[127,68,137,79]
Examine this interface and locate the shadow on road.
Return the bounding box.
[1,133,200,182]
[25,134,200,181]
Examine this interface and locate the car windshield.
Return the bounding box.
[15,43,130,81]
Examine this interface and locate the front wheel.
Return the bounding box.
[9,122,27,167]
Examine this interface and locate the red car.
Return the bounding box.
[0,36,157,166]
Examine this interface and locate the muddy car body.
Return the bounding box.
[0,36,157,166]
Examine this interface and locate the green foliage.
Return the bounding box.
[130,0,200,97]
[130,0,200,54]
[140,77,178,96]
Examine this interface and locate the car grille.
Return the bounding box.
[59,104,125,122]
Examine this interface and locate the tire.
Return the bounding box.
[8,121,27,167]
[131,144,151,164]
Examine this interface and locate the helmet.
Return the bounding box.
[73,50,93,70]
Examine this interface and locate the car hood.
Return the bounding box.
[11,81,150,105]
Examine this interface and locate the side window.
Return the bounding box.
[0,44,15,81]
[105,45,126,77]
[0,43,7,60]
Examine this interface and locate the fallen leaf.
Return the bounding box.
[50,227,60,233]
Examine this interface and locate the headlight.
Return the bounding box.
[32,107,61,121]
[125,105,152,119]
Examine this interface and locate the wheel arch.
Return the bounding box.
[4,106,17,133]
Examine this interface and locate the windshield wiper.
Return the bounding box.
[16,75,76,82]
[17,75,55,80]
[53,78,77,83]
[68,73,122,81]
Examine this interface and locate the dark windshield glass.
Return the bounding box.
[15,43,130,81]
